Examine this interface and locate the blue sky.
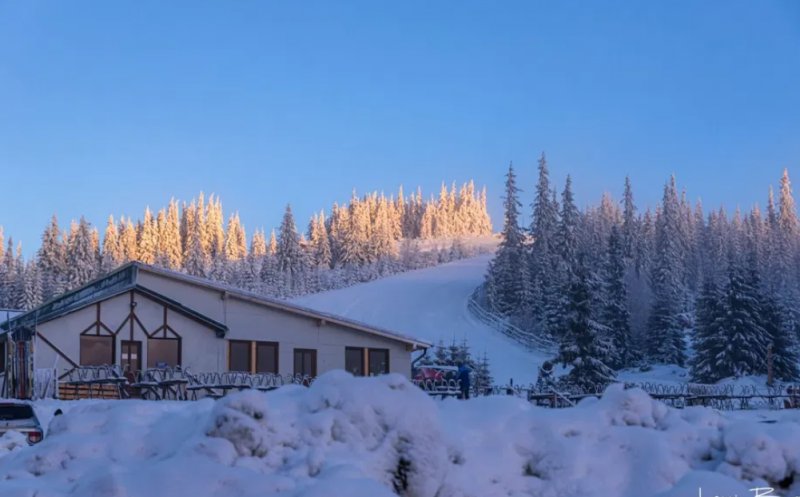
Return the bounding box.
[1,1,799,254]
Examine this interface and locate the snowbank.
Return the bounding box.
[0,372,798,497]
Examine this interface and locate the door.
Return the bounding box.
[121,341,142,374]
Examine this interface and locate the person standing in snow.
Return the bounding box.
[535,361,555,392]
[457,362,472,400]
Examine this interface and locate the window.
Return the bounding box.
[148,338,180,369]
[368,349,390,376]
[0,404,34,421]
[121,341,142,373]
[345,347,365,376]
[80,336,114,366]
[255,342,279,374]
[229,340,251,372]
[293,349,317,377]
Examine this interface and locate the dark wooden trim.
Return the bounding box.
[115,315,130,336]
[37,333,79,368]
[129,291,135,341]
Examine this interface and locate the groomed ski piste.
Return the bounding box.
[296,254,551,385]
[2,255,798,497]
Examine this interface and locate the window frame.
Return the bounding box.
[147,337,181,369]
[368,348,390,376]
[255,341,279,374]
[79,335,115,366]
[293,348,317,377]
[228,340,252,372]
[345,347,365,376]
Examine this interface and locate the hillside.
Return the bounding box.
[295,254,549,384]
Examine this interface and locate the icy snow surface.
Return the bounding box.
[2,373,798,497]
[295,255,549,384]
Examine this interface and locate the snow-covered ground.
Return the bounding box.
[2,373,798,497]
[295,254,549,385]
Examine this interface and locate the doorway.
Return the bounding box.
[121,341,142,374]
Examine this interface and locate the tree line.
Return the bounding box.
[485,154,800,388]
[0,182,493,310]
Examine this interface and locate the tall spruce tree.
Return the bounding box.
[37,216,67,300]
[276,204,311,297]
[646,178,687,366]
[603,226,632,369]
[556,256,616,391]
[485,162,529,315]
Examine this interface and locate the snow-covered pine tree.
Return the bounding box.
[556,256,616,391]
[689,278,725,383]
[529,153,560,331]
[100,215,122,273]
[1,238,17,308]
[207,196,228,281]
[603,226,632,370]
[712,250,770,378]
[418,202,435,240]
[65,217,98,289]
[760,295,800,382]
[162,199,183,270]
[276,204,311,297]
[371,196,396,260]
[309,212,332,269]
[36,215,67,300]
[136,208,158,265]
[15,261,42,311]
[646,178,687,366]
[183,201,208,277]
[621,176,637,261]
[118,217,139,264]
[485,162,529,316]
[244,229,267,292]
[223,213,247,285]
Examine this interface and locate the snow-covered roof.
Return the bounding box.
[2,262,430,349]
[135,263,431,349]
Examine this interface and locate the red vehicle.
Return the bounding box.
[413,365,458,382]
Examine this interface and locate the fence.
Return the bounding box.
[53,365,316,401]
[476,380,800,411]
[467,285,557,353]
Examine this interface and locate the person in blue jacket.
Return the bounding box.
[456,362,472,400]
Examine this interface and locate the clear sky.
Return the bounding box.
[1,1,799,255]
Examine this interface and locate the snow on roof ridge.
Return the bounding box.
[133,262,431,348]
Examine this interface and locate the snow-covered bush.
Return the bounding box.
[2,374,800,497]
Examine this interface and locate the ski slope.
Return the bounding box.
[294,255,548,384]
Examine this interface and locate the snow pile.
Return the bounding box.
[0,373,799,497]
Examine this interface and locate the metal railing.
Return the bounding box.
[467,286,557,353]
[54,365,317,401]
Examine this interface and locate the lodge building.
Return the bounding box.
[0,262,429,383]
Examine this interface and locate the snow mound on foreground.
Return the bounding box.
[1,373,799,497]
